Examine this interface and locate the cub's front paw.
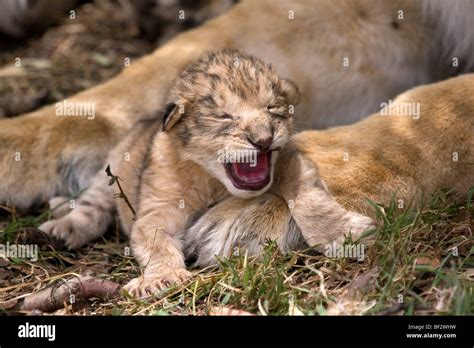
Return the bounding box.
[39,216,88,250]
[123,268,192,298]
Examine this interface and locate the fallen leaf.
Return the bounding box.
[415,256,441,268]
[288,296,304,316]
[326,268,379,315]
[209,306,255,316]
[345,267,379,297]
[0,298,18,310]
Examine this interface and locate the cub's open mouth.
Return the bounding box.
[225,151,272,191]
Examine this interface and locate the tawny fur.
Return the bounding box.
[1,0,474,211]
[32,50,374,295]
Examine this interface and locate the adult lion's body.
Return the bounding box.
[297,75,474,214]
[0,1,473,215]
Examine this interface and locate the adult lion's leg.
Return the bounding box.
[0,115,119,209]
[0,0,438,210]
[0,0,302,209]
[0,6,235,209]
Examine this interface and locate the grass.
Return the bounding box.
[0,189,472,316]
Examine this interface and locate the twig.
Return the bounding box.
[105,165,136,217]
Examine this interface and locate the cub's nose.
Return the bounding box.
[247,136,273,151]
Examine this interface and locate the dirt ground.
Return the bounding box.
[0,0,154,117]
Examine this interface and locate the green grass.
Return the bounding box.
[0,189,472,315]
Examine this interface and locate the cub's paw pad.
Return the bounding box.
[123,269,192,298]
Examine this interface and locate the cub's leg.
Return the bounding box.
[122,136,210,297]
[124,215,192,297]
[287,185,375,246]
[48,196,72,219]
[38,120,156,249]
[38,167,116,249]
[123,190,193,298]
[186,186,372,268]
[272,147,375,247]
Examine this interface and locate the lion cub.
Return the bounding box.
[120,50,373,297]
[40,50,373,297]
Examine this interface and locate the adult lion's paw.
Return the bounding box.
[123,268,192,298]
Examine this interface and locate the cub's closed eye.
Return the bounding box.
[220,113,234,119]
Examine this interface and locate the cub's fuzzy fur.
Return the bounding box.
[40,50,374,297]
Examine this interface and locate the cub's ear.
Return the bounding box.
[279,78,301,106]
[162,102,183,131]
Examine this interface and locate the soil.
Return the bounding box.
[0,0,155,117]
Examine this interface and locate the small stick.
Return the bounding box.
[105,164,136,217]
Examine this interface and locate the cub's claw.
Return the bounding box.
[123,268,192,298]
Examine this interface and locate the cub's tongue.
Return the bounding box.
[231,152,269,183]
